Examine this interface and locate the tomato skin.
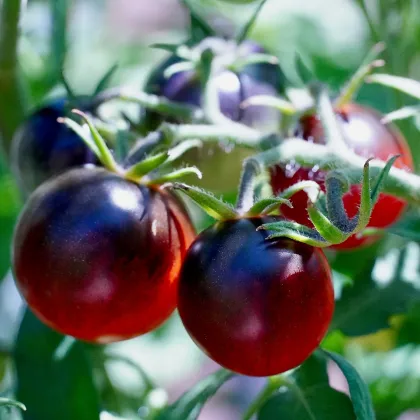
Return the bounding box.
[144,39,284,131]
[12,98,98,194]
[12,167,194,343]
[270,103,414,250]
[178,217,334,377]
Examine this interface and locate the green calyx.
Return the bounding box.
[60,110,202,186]
[258,157,398,247]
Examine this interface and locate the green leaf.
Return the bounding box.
[180,0,215,44]
[0,159,21,281]
[93,63,118,95]
[387,211,420,241]
[172,183,237,220]
[323,351,375,420]
[368,74,420,100]
[258,353,356,420]
[14,310,100,420]
[155,369,233,420]
[236,0,268,43]
[124,151,169,181]
[381,105,420,124]
[332,244,420,336]
[0,397,26,412]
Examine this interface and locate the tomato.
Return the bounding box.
[12,167,195,343]
[178,217,334,376]
[11,98,98,194]
[270,103,414,249]
[144,38,284,131]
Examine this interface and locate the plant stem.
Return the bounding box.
[163,122,420,204]
[50,0,68,86]
[92,88,204,122]
[163,123,263,149]
[243,375,287,420]
[254,138,420,204]
[236,159,260,214]
[0,0,27,155]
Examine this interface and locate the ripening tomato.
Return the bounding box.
[178,217,334,376]
[144,38,284,132]
[13,167,194,343]
[11,98,99,194]
[270,103,414,249]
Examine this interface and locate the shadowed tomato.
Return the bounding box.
[13,167,194,343]
[144,38,284,132]
[178,217,334,376]
[270,103,414,250]
[11,98,98,194]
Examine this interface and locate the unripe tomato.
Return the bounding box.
[270,103,414,250]
[11,98,98,194]
[178,217,334,376]
[145,38,284,132]
[13,167,195,343]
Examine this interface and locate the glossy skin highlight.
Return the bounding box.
[13,168,195,343]
[145,39,284,131]
[178,217,334,377]
[270,103,414,249]
[12,98,97,193]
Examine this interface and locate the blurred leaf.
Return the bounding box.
[181,0,215,43]
[368,74,420,101]
[258,353,355,420]
[14,310,100,420]
[155,369,234,420]
[323,351,375,420]
[332,245,420,336]
[0,159,21,281]
[397,302,420,346]
[387,211,420,241]
[236,0,268,43]
[381,105,420,124]
[0,397,26,411]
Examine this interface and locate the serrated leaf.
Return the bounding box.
[323,351,375,420]
[172,183,237,220]
[14,309,100,420]
[155,369,233,420]
[368,74,420,100]
[331,244,420,336]
[258,353,356,420]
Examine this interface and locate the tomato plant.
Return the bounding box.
[1,0,420,419]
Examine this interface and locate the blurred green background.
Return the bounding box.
[2,0,420,419]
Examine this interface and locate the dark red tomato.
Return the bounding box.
[144,38,284,132]
[12,98,98,194]
[13,167,194,343]
[270,103,414,249]
[178,217,334,377]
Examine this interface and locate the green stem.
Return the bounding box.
[162,123,262,149]
[161,121,420,204]
[50,0,68,86]
[93,88,204,122]
[236,159,260,214]
[243,375,287,420]
[0,0,26,155]
[254,138,420,204]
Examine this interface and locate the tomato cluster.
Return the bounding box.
[270,103,414,249]
[10,26,414,379]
